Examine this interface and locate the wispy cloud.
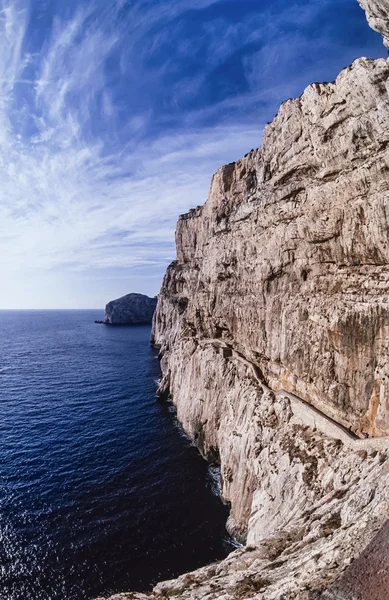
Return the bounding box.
[0,0,384,307]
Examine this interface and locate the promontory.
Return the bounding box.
[102,293,157,325]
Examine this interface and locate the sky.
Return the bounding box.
[0,0,385,309]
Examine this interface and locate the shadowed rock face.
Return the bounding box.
[315,519,389,600]
[104,293,157,325]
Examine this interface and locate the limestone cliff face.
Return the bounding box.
[104,293,157,325]
[154,56,389,442]
[99,2,389,599]
[152,56,389,540]
[149,29,389,600]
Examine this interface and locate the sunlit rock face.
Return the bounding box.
[154,55,389,443]
[104,293,157,325]
[148,51,389,595]
[147,27,389,600]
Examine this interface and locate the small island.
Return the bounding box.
[95,293,158,325]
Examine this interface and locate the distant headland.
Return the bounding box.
[95,293,157,325]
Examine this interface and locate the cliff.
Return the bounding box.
[103,293,157,325]
[98,1,389,599]
[154,55,389,441]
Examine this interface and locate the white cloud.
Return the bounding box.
[0,0,262,285]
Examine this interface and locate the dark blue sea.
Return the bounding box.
[0,311,232,600]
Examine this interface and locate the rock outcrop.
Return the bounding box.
[98,1,389,599]
[103,293,157,325]
[358,0,389,48]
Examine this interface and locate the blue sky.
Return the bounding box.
[0,0,385,309]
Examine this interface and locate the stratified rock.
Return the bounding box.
[151,53,389,548]
[103,293,157,325]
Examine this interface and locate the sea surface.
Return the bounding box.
[0,310,233,600]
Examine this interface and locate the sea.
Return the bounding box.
[0,310,233,600]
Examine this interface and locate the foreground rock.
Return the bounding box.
[103,293,157,325]
[316,520,389,600]
[96,1,389,599]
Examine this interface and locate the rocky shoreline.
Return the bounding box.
[96,1,389,598]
